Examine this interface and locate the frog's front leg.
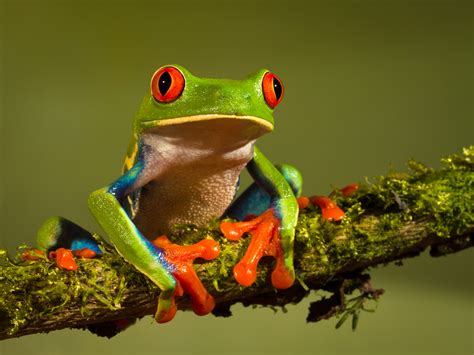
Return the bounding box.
[87,159,218,323]
[221,146,300,289]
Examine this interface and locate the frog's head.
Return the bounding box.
[133,65,284,145]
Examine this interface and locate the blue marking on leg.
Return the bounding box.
[70,239,102,254]
[225,164,302,220]
[225,184,270,220]
[143,235,176,274]
[275,164,303,197]
[108,159,145,199]
[41,217,102,254]
[105,144,175,274]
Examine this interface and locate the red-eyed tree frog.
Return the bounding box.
[35,65,305,323]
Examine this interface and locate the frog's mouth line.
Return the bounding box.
[140,114,273,133]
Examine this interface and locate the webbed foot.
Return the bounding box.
[302,183,360,221]
[22,248,45,261]
[220,208,294,289]
[49,247,97,271]
[151,236,220,322]
[310,196,346,221]
[22,246,97,271]
[34,216,102,270]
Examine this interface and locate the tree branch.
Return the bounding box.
[1,147,473,340]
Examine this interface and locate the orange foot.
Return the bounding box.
[297,196,310,210]
[48,247,97,271]
[220,208,294,289]
[308,183,360,221]
[152,236,220,323]
[22,248,45,261]
[310,196,345,221]
[340,183,359,197]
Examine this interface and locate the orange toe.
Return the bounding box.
[49,248,78,271]
[297,196,310,210]
[22,248,45,261]
[195,239,220,260]
[233,262,257,287]
[157,302,178,324]
[72,248,97,259]
[191,293,215,316]
[341,183,359,197]
[271,259,295,290]
[310,196,345,221]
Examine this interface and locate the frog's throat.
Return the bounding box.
[140,114,273,133]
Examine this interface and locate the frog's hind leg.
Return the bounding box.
[37,216,102,253]
[225,163,302,220]
[36,216,102,270]
[37,217,141,337]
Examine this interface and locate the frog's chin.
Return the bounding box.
[141,114,273,146]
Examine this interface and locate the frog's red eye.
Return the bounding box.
[151,66,185,103]
[262,72,284,109]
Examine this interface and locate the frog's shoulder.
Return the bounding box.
[122,136,139,174]
[121,136,141,218]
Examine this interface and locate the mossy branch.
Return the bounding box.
[1,147,473,340]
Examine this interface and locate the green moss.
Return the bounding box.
[0,147,472,336]
[295,146,473,284]
[0,238,153,335]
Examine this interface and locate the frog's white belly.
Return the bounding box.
[133,124,257,239]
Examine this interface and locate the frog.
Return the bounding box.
[35,65,304,323]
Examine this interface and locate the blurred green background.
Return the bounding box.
[1,0,473,354]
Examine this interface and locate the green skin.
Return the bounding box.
[38,65,301,321]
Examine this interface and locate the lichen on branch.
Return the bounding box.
[0,147,473,340]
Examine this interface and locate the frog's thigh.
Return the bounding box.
[37,216,101,254]
[225,163,302,220]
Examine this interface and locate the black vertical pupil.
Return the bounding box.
[273,78,282,100]
[158,71,172,95]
